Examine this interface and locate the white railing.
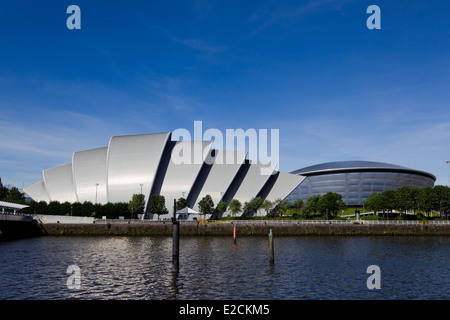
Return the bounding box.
[222,220,450,225]
[89,218,450,225]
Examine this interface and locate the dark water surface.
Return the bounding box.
[0,236,448,300]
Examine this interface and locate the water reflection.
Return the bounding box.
[0,236,448,299]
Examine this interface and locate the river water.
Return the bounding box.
[0,235,448,300]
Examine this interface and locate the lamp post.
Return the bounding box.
[95,183,99,204]
[172,198,180,273]
[446,161,450,186]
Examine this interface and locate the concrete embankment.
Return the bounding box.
[40,221,450,236]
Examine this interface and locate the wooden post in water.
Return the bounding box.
[269,229,274,264]
[233,225,237,244]
[172,199,180,273]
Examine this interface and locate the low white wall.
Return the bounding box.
[35,215,94,224]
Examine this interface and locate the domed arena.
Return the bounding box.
[286,161,436,208]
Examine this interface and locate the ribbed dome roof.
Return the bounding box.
[291,160,436,181]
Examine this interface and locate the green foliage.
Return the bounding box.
[176,197,189,211]
[148,194,168,218]
[216,201,227,213]
[0,179,25,203]
[364,192,383,213]
[297,193,346,219]
[270,198,290,217]
[363,185,450,218]
[292,198,304,215]
[228,199,242,217]
[128,193,145,218]
[24,200,130,218]
[198,194,214,215]
[260,199,274,217]
[300,195,321,218]
[316,192,347,217]
[243,197,264,216]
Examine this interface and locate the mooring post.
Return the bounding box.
[233,225,237,244]
[269,229,274,264]
[172,199,179,273]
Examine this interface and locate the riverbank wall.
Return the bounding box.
[40,221,450,236]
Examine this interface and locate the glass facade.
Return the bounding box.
[286,165,436,207]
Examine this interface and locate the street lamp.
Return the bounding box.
[95,183,99,204]
[445,161,450,186]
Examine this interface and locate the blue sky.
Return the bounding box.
[0,0,449,188]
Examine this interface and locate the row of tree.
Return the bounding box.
[15,189,339,220]
[22,194,169,219]
[23,200,130,219]
[364,185,450,217]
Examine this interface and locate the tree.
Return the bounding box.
[60,202,72,216]
[260,199,273,217]
[176,197,189,211]
[34,201,49,215]
[381,190,396,214]
[292,198,304,215]
[0,178,9,200]
[364,192,383,215]
[271,198,290,217]
[409,187,421,214]
[243,197,264,216]
[279,199,291,217]
[102,202,116,218]
[198,195,214,216]
[228,199,242,217]
[433,185,450,216]
[216,201,227,214]
[71,202,83,216]
[5,187,25,202]
[148,195,168,220]
[47,201,61,215]
[81,201,95,217]
[395,186,413,214]
[128,194,145,219]
[112,202,129,219]
[418,187,436,216]
[316,192,347,218]
[300,195,321,218]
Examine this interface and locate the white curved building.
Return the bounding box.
[24,132,305,218]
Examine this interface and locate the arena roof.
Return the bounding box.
[291,160,436,181]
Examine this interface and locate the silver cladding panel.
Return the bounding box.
[107,133,170,205]
[265,171,305,203]
[160,140,213,215]
[43,163,77,203]
[231,161,275,205]
[286,171,436,206]
[193,149,247,212]
[23,180,50,203]
[72,147,108,204]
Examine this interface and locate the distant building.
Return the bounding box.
[286,161,436,208]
